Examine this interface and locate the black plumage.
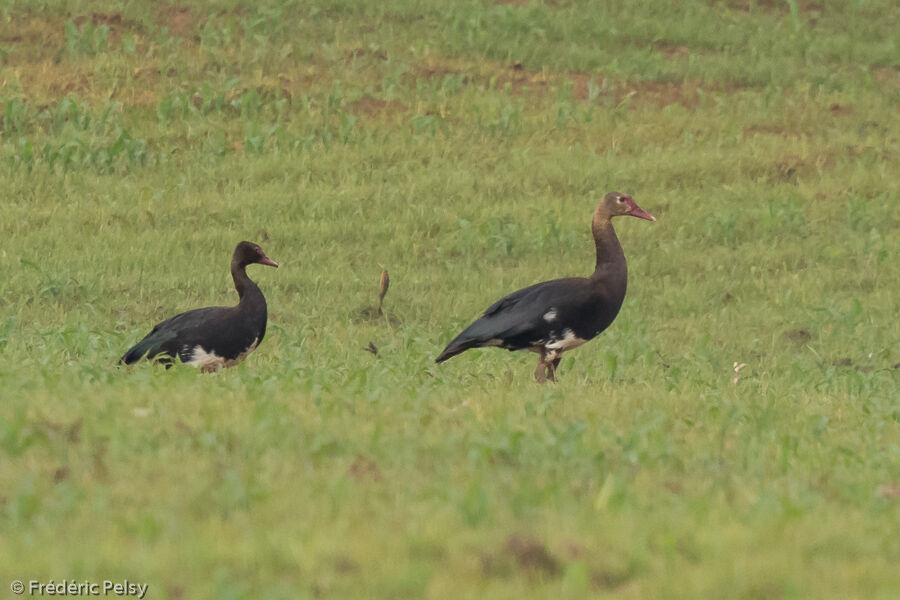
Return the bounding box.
[435,192,655,382]
[120,241,278,372]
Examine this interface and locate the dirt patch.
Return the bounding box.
[92,441,108,480]
[499,64,556,96]
[556,539,585,560]
[870,66,900,90]
[1,12,131,63]
[663,480,684,494]
[333,555,359,574]
[86,12,124,27]
[72,12,143,46]
[593,567,634,590]
[775,155,803,181]
[15,60,93,100]
[262,62,338,99]
[173,421,194,436]
[353,305,400,325]
[829,102,853,116]
[609,78,733,109]
[877,484,900,499]
[31,417,82,443]
[771,149,836,182]
[409,57,472,84]
[745,123,794,137]
[832,358,876,373]
[505,533,560,575]
[409,55,741,109]
[783,329,812,344]
[651,40,692,60]
[51,72,93,97]
[0,16,65,46]
[53,466,70,483]
[570,71,743,108]
[156,5,195,39]
[480,533,633,590]
[117,86,162,107]
[347,453,381,482]
[349,96,408,120]
[408,56,555,96]
[346,47,388,63]
[480,533,560,578]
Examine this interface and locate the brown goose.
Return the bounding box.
[435,192,655,382]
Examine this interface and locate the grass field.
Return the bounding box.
[1,0,898,597]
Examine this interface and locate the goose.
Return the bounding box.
[436,192,654,382]
[120,241,277,372]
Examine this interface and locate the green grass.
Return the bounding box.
[1,0,898,597]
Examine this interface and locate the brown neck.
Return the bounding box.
[590,214,626,281]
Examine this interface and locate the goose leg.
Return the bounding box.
[547,356,562,382]
[534,358,548,383]
[534,349,551,383]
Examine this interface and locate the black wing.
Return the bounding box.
[120,307,229,364]
[435,278,588,363]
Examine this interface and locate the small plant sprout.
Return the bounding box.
[378,268,390,315]
[732,361,747,385]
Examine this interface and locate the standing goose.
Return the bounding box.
[120,241,278,372]
[435,192,654,382]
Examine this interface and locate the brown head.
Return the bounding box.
[233,241,278,268]
[594,192,656,223]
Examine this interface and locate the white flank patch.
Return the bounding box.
[545,328,588,352]
[485,338,504,347]
[184,338,259,373]
[543,309,558,322]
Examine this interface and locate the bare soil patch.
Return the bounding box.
[505,533,560,575]
[349,96,408,120]
[72,12,144,47]
[877,484,900,499]
[155,5,195,39]
[347,453,381,482]
[345,47,388,63]
[0,16,64,46]
[481,533,560,578]
[783,329,812,344]
[828,103,853,116]
[590,77,734,109]
[409,55,742,110]
[650,40,692,60]
[17,60,93,99]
